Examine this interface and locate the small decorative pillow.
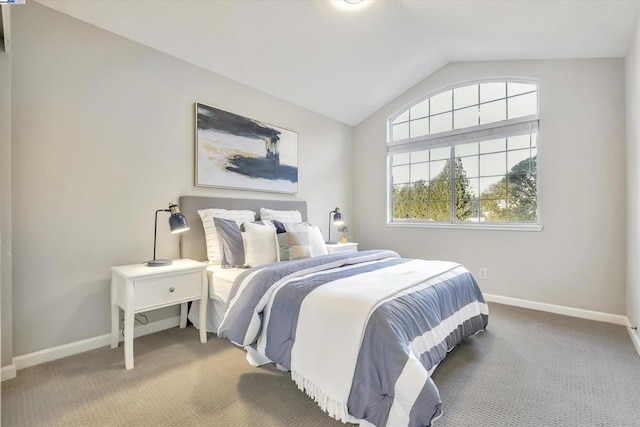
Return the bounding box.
[259,207,302,223]
[307,225,328,257]
[268,219,287,234]
[198,208,255,263]
[242,221,278,267]
[213,217,245,268]
[278,222,313,261]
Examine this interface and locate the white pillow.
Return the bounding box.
[198,208,256,263]
[260,207,302,223]
[308,225,328,257]
[243,221,278,267]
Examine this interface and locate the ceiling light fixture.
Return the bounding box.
[332,0,370,12]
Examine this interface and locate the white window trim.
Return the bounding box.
[387,116,538,154]
[386,79,541,230]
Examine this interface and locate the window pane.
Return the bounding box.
[410,180,429,220]
[531,132,538,147]
[430,146,450,161]
[393,122,409,141]
[454,191,477,221]
[455,178,477,199]
[457,208,480,223]
[507,198,537,223]
[481,199,507,223]
[410,99,429,120]
[410,162,428,183]
[411,150,428,163]
[392,110,409,124]
[507,82,536,97]
[392,153,410,166]
[507,148,532,172]
[479,99,506,124]
[480,82,506,103]
[430,112,452,134]
[508,134,530,150]
[459,156,479,177]
[507,173,537,201]
[479,138,506,154]
[409,201,429,221]
[479,176,506,197]
[430,160,448,180]
[392,165,410,184]
[454,84,479,109]
[508,92,537,118]
[454,106,479,130]
[429,201,450,221]
[429,180,451,201]
[464,177,480,196]
[480,152,506,176]
[455,142,479,157]
[410,117,429,138]
[392,184,411,219]
[430,90,452,115]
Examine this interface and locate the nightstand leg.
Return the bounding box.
[180,303,187,329]
[110,303,119,349]
[124,309,134,369]
[200,271,207,343]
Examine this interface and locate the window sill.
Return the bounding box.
[386,222,543,232]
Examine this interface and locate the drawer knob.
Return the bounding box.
[169,287,175,293]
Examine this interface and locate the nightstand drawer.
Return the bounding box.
[134,271,202,310]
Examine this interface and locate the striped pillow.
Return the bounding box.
[198,208,255,263]
[278,223,327,261]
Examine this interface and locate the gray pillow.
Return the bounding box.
[213,217,245,267]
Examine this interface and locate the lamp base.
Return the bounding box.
[146,259,173,267]
[326,241,338,245]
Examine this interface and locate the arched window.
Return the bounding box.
[387,80,540,229]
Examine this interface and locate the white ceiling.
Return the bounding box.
[36,0,640,126]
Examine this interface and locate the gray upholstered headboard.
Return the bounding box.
[178,195,308,262]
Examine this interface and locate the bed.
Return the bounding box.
[179,196,488,427]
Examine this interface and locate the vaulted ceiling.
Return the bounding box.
[37,0,640,126]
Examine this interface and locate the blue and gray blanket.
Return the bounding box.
[218,250,488,427]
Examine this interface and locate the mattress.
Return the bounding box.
[188,265,245,333]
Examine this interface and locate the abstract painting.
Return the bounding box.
[195,103,298,193]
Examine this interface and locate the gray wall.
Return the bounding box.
[627,15,640,328]
[10,2,352,356]
[353,59,627,315]
[0,8,12,367]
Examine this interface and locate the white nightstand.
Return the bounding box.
[326,242,359,254]
[110,259,208,369]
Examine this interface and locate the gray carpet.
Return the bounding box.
[2,303,640,426]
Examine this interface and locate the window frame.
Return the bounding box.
[386,79,542,231]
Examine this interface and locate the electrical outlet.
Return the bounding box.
[479,268,488,280]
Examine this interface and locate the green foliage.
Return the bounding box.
[392,185,411,219]
[392,158,474,221]
[410,180,429,219]
[392,154,537,223]
[479,155,537,222]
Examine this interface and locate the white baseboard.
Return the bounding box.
[12,316,180,372]
[484,293,629,326]
[628,328,640,357]
[1,363,16,381]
